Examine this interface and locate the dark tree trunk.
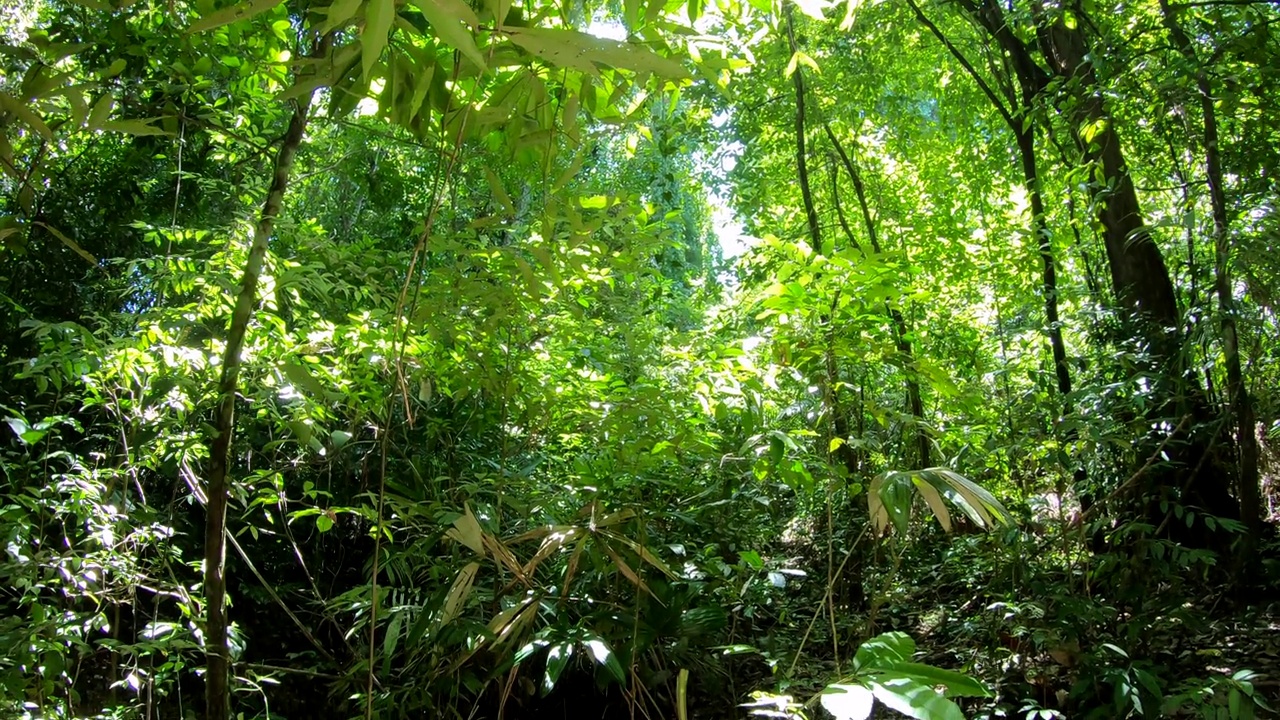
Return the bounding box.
[1034,8,1180,336]
[941,0,1241,540]
[1016,126,1072,400]
[1030,2,1240,535]
[1159,0,1261,543]
[785,3,822,255]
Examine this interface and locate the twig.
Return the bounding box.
[787,525,869,677]
[241,663,341,680]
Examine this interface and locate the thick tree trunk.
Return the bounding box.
[204,67,318,720]
[940,0,1240,539]
[1031,4,1243,538]
[1159,0,1261,541]
[1034,12,1180,336]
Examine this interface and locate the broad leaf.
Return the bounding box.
[867,676,964,720]
[883,663,991,698]
[363,0,396,81]
[854,632,915,671]
[0,92,52,139]
[188,0,287,33]
[411,0,487,71]
[821,684,875,720]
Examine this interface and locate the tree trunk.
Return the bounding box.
[1159,0,1261,542]
[1016,127,1072,400]
[941,0,1240,538]
[204,51,321,720]
[785,2,822,255]
[825,125,930,468]
[1031,2,1242,536]
[1034,9,1180,337]
[909,0,1070,460]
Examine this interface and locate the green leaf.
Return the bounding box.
[315,513,334,532]
[792,0,831,20]
[854,632,914,671]
[543,642,573,695]
[584,638,625,684]
[869,471,913,535]
[507,27,689,80]
[363,0,396,81]
[821,684,875,720]
[98,119,171,136]
[484,167,513,214]
[35,222,97,266]
[411,0,487,71]
[188,0,287,33]
[784,50,820,78]
[870,468,1010,535]
[738,550,764,569]
[382,610,403,676]
[288,420,314,445]
[440,561,479,627]
[883,663,990,698]
[279,41,362,102]
[87,94,113,131]
[867,676,963,720]
[5,417,47,445]
[321,0,364,32]
[101,58,128,78]
[0,92,52,139]
[912,478,951,532]
[445,504,485,555]
[281,361,327,397]
[687,0,704,23]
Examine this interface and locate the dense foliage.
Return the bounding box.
[2,0,1278,717]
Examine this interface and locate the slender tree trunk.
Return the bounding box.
[913,1,1073,402]
[1016,127,1072,399]
[907,0,1072,462]
[785,2,822,254]
[204,43,323,720]
[1065,185,1103,305]
[1159,0,1261,541]
[825,126,930,468]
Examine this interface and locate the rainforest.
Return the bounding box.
[1,0,1278,716]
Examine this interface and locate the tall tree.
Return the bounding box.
[1158,0,1261,539]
